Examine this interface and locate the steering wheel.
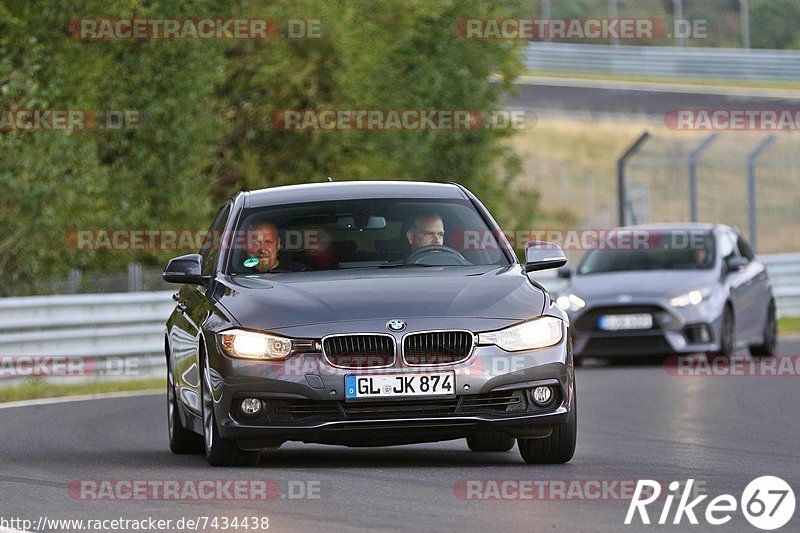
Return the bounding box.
[405,244,471,266]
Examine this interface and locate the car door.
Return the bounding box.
[169,202,231,414]
[735,233,770,343]
[718,230,747,346]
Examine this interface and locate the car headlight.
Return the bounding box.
[218,329,314,360]
[477,316,564,352]
[556,293,586,312]
[669,288,711,308]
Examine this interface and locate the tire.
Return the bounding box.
[749,300,778,357]
[202,359,260,467]
[167,362,203,454]
[708,305,735,360]
[466,430,516,452]
[518,390,577,464]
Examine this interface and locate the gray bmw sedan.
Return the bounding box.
[163,181,576,466]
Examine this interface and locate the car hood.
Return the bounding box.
[215,266,545,330]
[567,269,719,300]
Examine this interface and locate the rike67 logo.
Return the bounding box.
[626,477,795,530]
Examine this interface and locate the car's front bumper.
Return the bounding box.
[202,332,574,447]
[567,298,723,357]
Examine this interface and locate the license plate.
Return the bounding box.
[345,372,455,399]
[598,313,653,331]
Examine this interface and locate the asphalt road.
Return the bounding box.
[2,338,799,533]
[506,79,800,117]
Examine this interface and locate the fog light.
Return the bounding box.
[240,398,262,416]
[531,386,553,406]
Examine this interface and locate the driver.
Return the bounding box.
[244,221,306,273]
[692,247,708,265]
[406,212,445,251]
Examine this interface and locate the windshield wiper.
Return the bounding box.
[378,263,438,269]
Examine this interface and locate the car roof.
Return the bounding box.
[242,181,468,208]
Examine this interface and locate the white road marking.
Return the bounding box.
[0,389,162,410]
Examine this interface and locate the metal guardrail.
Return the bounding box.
[0,291,173,383]
[525,43,800,81]
[0,253,797,383]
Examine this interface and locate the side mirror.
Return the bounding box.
[524,241,567,272]
[725,256,748,273]
[557,266,573,279]
[163,254,207,285]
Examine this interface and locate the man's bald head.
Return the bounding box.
[246,221,280,272]
[406,213,445,250]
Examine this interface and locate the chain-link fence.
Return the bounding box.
[526,130,800,255]
[622,131,800,254]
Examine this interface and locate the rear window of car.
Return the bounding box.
[223,198,511,274]
[577,229,716,274]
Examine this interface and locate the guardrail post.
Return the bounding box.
[128,263,143,292]
[541,0,551,41]
[68,269,82,294]
[616,131,650,226]
[688,133,719,222]
[747,135,775,253]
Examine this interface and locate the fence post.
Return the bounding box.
[127,263,143,292]
[747,135,775,253]
[688,133,719,222]
[68,269,82,294]
[617,131,650,226]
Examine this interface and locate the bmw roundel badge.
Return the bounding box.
[386,320,406,332]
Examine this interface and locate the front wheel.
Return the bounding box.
[708,306,735,361]
[202,361,260,467]
[749,300,777,357]
[518,391,577,464]
[168,368,203,454]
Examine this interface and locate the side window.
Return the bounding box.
[718,232,737,264]
[200,204,232,276]
[736,235,755,261]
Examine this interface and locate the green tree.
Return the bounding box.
[750,0,800,49]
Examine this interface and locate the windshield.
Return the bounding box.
[577,230,715,275]
[224,198,510,274]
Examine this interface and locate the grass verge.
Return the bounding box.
[0,377,165,403]
[778,316,800,335]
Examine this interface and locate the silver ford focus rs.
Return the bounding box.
[555,223,776,362]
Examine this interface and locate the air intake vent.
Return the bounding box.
[322,334,395,368]
[403,331,474,365]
